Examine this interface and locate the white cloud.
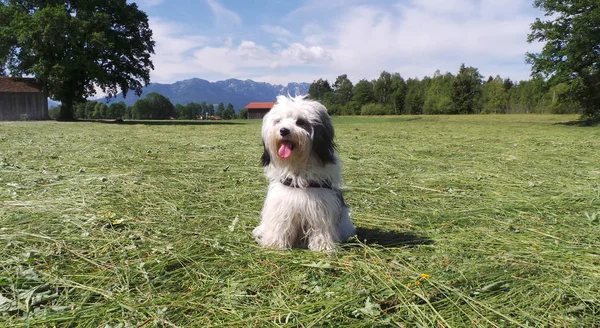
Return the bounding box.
[140,0,543,87]
[316,0,544,83]
[280,43,332,64]
[261,25,292,38]
[206,0,242,26]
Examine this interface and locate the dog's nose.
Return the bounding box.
[280,127,290,136]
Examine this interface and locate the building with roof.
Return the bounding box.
[244,101,277,119]
[0,77,49,120]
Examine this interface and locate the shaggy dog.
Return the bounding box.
[252,95,356,251]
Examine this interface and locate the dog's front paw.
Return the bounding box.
[307,234,337,252]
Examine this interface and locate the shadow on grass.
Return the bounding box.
[555,118,600,127]
[348,227,433,248]
[96,119,246,126]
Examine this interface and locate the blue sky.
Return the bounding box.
[132,0,545,86]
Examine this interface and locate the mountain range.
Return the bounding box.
[91,78,311,112]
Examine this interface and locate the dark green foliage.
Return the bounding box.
[93,103,109,119]
[352,79,376,109]
[481,76,508,114]
[451,63,483,114]
[332,74,354,105]
[0,0,155,120]
[108,102,127,119]
[216,103,225,118]
[308,78,333,101]
[527,0,600,119]
[132,92,174,119]
[360,103,390,115]
[222,103,236,120]
[373,71,393,105]
[390,73,407,114]
[238,107,248,119]
[423,71,454,114]
[404,78,427,115]
[508,77,548,113]
[206,104,215,116]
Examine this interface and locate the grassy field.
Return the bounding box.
[1,114,599,327]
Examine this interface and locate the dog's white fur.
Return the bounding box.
[252,95,356,251]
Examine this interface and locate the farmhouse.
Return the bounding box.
[0,77,48,120]
[244,101,277,119]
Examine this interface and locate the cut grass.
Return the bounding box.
[0,114,599,327]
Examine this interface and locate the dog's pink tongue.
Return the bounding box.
[278,143,293,159]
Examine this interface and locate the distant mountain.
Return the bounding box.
[97,78,310,112]
[48,99,61,108]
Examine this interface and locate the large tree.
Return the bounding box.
[390,73,407,114]
[451,64,483,114]
[527,0,600,119]
[0,0,155,120]
[423,70,454,114]
[308,78,333,101]
[222,103,235,120]
[373,71,393,105]
[481,75,508,114]
[132,92,173,119]
[352,79,375,108]
[332,74,354,105]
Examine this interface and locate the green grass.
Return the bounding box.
[1,114,599,327]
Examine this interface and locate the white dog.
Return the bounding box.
[252,95,356,251]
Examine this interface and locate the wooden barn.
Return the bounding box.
[0,77,48,120]
[245,101,277,119]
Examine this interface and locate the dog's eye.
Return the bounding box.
[274,119,281,125]
[296,119,307,126]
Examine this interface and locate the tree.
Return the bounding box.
[187,102,202,119]
[481,76,508,114]
[352,79,375,111]
[308,78,333,101]
[510,77,547,113]
[423,70,454,114]
[0,0,155,120]
[390,73,407,114]
[147,93,174,119]
[216,102,225,118]
[108,101,127,119]
[238,108,248,119]
[373,71,393,105]
[451,63,483,114]
[332,74,354,105]
[404,78,427,115]
[222,103,235,119]
[0,2,15,75]
[207,104,215,116]
[133,93,173,119]
[174,104,186,119]
[75,102,88,119]
[84,101,98,119]
[92,102,108,119]
[132,98,150,119]
[527,0,600,119]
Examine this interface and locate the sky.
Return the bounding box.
[133,0,546,86]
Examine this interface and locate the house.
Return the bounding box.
[0,77,48,120]
[244,101,277,119]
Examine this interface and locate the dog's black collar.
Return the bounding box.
[282,178,332,189]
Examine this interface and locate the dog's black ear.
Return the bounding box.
[260,141,271,166]
[312,111,337,164]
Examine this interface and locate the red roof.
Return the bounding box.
[0,77,44,93]
[245,102,277,110]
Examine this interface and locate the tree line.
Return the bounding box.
[308,63,581,116]
[49,92,243,120]
[3,1,598,121]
